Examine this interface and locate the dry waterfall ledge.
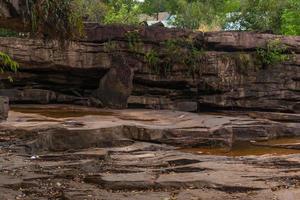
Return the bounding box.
[0,25,299,112]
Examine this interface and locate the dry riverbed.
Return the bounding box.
[1,105,300,200]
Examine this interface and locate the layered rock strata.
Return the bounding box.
[0,25,299,112]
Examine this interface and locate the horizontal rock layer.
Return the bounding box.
[0,25,300,112]
[2,105,300,149]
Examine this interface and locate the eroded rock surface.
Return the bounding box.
[0,106,300,199]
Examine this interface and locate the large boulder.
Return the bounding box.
[93,55,134,109]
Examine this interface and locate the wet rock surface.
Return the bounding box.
[1,105,300,199]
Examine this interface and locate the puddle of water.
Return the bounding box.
[26,119,61,122]
[11,106,159,122]
[182,140,300,157]
[11,107,116,118]
[255,137,300,146]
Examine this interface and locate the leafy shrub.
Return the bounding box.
[103,41,119,52]
[125,30,143,53]
[145,50,160,73]
[103,0,141,25]
[0,52,19,82]
[143,39,206,77]
[256,39,292,67]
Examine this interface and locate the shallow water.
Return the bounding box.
[182,139,300,157]
[11,106,159,122]
[256,137,300,145]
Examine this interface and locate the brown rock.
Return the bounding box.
[93,55,135,109]
[0,27,299,111]
[0,96,8,121]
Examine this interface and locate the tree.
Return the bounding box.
[0,0,84,40]
[1,0,299,36]
[140,0,228,30]
[173,0,227,30]
[74,0,108,23]
[103,0,141,25]
[141,0,168,20]
[29,0,84,39]
[226,0,300,35]
[281,0,300,35]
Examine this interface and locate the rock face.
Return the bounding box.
[0,96,8,120]
[0,25,300,111]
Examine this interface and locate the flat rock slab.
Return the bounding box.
[0,105,299,151]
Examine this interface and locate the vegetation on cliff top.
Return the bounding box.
[141,0,300,35]
[1,0,300,38]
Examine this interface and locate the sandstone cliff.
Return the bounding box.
[0,24,300,112]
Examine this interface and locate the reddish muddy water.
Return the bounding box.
[182,138,300,156]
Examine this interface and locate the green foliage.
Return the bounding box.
[173,0,226,30]
[281,0,300,35]
[256,39,292,67]
[103,0,141,25]
[73,0,108,22]
[5,0,299,40]
[74,0,142,25]
[0,28,19,37]
[226,0,300,35]
[103,41,119,52]
[25,0,84,40]
[141,0,300,35]
[125,30,143,52]
[0,52,19,81]
[142,0,226,30]
[145,50,160,73]
[141,0,165,15]
[185,46,206,77]
[163,40,182,62]
[143,38,206,77]
[233,53,259,74]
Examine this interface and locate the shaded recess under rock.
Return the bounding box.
[0,25,299,112]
